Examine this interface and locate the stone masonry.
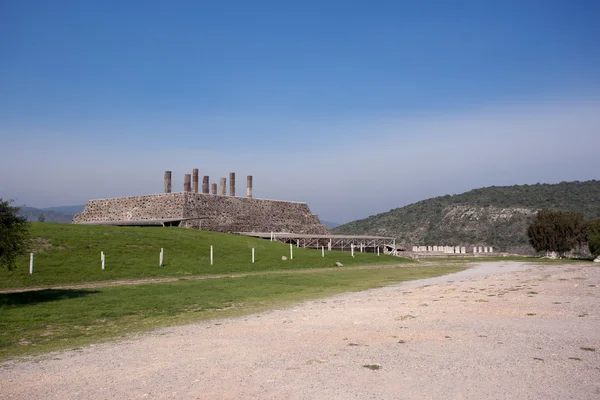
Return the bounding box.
[72,192,330,235]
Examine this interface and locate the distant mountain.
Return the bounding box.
[18,206,75,223]
[321,220,341,229]
[42,205,85,214]
[333,180,600,254]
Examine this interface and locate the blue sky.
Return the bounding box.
[1,0,599,223]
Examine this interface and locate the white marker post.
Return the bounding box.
[377,247,380,256]
[29,253,34,275]
[351,244,355,257]
[296,240,299,248]
[101,251,105,270]
[252,248,255,264]
[322,246,325,257]
[290,243,293,260]
[210,246,214,266]
[270,232,273,242]
[159,248,164,267]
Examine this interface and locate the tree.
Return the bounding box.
[584,219,600,257]
[589,234,600,258]
[37,213,46,223]
[527,209,584,257]
[0,199,30,270]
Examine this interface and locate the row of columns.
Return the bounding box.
[163,171,253,197]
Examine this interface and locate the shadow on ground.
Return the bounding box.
[0,289,100,307]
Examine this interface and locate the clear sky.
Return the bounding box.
[1,0,599,223]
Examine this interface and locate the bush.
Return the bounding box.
[527,209,584,257]
[0,199,30,270]
[589,234,600,258]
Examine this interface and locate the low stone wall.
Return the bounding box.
[72,193,186,222]
[73,193,330,235]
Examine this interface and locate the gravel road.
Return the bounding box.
[1,261,599,399]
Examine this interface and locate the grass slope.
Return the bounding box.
[2,223,411,288]
[333,180,600,252]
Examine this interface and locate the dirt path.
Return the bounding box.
[1,262,599,399]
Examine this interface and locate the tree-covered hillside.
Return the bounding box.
[18,207,75,223]
[333,180,600,253]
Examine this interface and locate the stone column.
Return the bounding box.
[192,169,199,193]
[247,175,253,198]
[219,178,226,196]
[184,174,191,192]
[202,176,209,194]
[229,172,235,196]
[164,171,172,193]
[211,183,217,195]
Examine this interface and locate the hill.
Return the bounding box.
[333,180,600,253]
[18,206,75,223]
[42,205,85,214]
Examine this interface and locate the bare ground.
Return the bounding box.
[1,261,599,399]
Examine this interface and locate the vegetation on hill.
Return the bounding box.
[42,205,85,214]
[18,206,75,223]
[333,180,600,253]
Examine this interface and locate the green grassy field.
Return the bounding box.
[0,265,465,360]
[1,223,411,288]
[0,223,474,361]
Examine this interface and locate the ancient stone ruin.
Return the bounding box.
[73,171,330,235]
[411,245,493,255]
